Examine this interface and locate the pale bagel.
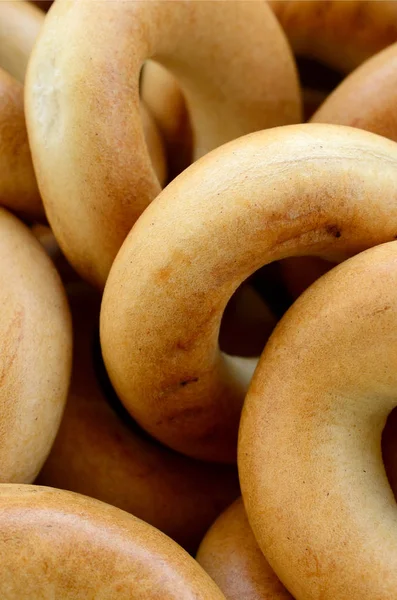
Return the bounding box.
[25,0,301,287]
[239,241,397,599]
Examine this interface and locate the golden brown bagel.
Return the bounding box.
[239,241,397,599]
[0,67,44,220]
[101,124,397,463]
[0,208,71,483]
[0,484,226,599]
[0,0,43,83]
[25,0,301,288]
[197,497,292,600]
[37,284,239,553]
[269,0,397,74]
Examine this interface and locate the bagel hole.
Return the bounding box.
[265,256,337,308]
[297,57,344,92]
[382,407,397,501]
[32,0,53,12]
[140,61,193,183]
[296,57,344,120]
[219,278,278,358]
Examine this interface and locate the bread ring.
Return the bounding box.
[269,0,397,74]
[0,208,71,483]
[25,0,301,287]
[0,67,44,220]
[197,497,292,600]
[0,484,226,599]
[101,124,397,463]
[38,284,239,553]
[239,240,397,599]
[0,0,42,83]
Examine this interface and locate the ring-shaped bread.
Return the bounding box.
[239,240,397,599]
[25,0,301,287]
[38,283,239,553]
[101,124,397,463]
[0,207,71,483]
[0,484,225,599]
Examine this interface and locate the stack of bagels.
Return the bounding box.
[1,1,397,597]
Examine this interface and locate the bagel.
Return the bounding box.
[269,0,397,74]
[25,0,301,287]
[239,240,397,599]
[140,0,397,180]
[0,484,225,599]
[0,67,44,221]
[101,124,397,463]
[197,497,292,600]
[0,0,42,82]
[0,207,71,483]
[37,284,239,553]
